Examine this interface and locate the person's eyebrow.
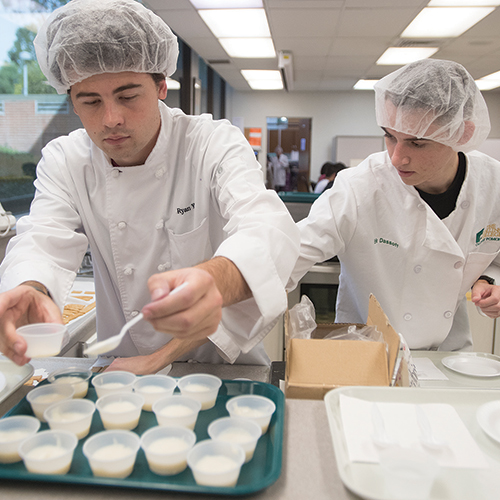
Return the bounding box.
[381,127,430,142]
[74,83,143,100]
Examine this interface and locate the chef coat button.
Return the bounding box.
[155,168,165,179]
[155,220,164,230]
[454,261,463,269]
[118,221,127,230]
[414,265,422,274]
[124,267,133,276]
[404,313,412,321]
[217,166,223,175]
[157,264,165,272]
[417,203,425,211]
[112,169,120,178]
[461,201,470,209]
[131,310,140,317]
[444,311,453,319]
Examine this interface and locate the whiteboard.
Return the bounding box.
[333,136,385,167]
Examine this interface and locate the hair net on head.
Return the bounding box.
[34,0,178,94]
[374,59,490,152]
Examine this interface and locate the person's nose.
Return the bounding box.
[390,142,410,167]
[102,102,124,129]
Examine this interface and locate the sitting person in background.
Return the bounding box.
[322,162,347,192]
[314,162,346,194]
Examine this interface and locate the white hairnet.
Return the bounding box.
[34,0,178,94]
[374,59,490,153]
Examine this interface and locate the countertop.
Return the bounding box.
[0,359,358,500]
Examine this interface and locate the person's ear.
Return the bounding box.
[158,79,167,100]
[459,120,475,145]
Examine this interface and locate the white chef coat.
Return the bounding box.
[0,102,299,364]
[289,150,500,351]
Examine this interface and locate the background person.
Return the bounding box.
[289,59,500,352]
[314,162,347,194]
[0,0,300,374]
[271,146,289,192]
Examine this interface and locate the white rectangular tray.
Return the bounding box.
[325,386,500,500]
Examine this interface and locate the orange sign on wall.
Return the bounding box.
[244,127,262,149]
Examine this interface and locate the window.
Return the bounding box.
[36,100,70,114]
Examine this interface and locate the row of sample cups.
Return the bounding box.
[1,369,276,487]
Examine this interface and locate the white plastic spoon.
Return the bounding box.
[371,402,397,448]
[415,405,447,451]
[84,282,189,356]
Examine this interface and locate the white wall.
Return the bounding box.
[229,89,500,182]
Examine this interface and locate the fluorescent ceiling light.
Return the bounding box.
[166,78,180,90]
[376,47,439,65]
[354,79,378,90]
[475,79,500,90]
[476,69,500,90]
[428,1,500,5]
[198,9,270,38]
[219,37,276,58]
[401,7,495,38]
[190,0,262,7]
[241,70,283,90]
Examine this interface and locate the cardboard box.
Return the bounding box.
[285,294,400,399]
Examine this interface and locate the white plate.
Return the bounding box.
[441,353,500,377]
[477,400,500,444]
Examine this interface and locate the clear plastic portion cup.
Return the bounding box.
[18,429,78,475]
[177,373,222,410]
[208,416,262,463]
[152,395,202,430]
[187,439,245,487]
[0,416,41,463]
[225,395,276,433]
[48,367,92,399]
[44,398,96,439]
[16,323,67,358]
[140,425,196,476]
[83,429,141,478]
[95,392,144,430]
[379,447,440,500]
[26,384,75,422]
[132,374,177,411]
[91,371,137,398]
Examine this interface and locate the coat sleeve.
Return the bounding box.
[201,122,300,360]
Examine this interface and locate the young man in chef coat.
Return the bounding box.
[0,0,299,372]
[289,59,500,351]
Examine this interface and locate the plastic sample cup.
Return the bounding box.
[177,373,222,410]
[208,416,262,463]
[48,367,92,399]
[44,399,96,439]
[140,425,196,476]
[83,430,141,478]
[92,371,136,398]
[0,416,40,463]
[18,429,78,475]
[187,440,245,487]
[152,395,202,430]
[379,447,440,500]
[16,323,67,358]
[26,384,75,422]
[96,392,144,430]
[226,395,276,433]
[133,374,177,411]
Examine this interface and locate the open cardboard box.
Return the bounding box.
[285,294,401,399]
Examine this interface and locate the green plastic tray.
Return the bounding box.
[0,378,284,495]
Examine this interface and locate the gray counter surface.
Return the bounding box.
[0,359,358,500]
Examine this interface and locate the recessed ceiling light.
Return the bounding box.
[219,38,276,58]
[190,0,262,8]
[401,7,495,38]
[353,79,378,90]
[376,47,439,65]
[198,9,270,38]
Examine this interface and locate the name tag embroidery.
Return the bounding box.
[177,203,195,215]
